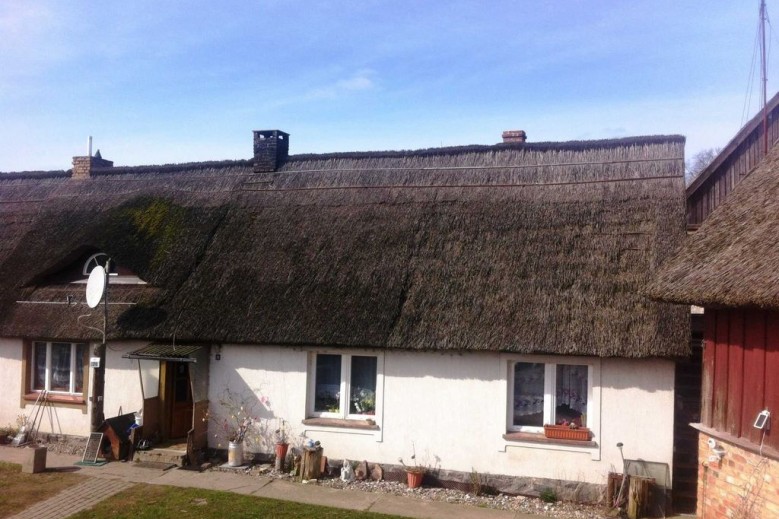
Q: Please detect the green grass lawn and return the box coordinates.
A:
[0,461,84,518]
[70,483,405,519]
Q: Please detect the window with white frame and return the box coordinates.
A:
[82,253,117,276]
[32,341,87,394]
[508,361,590,432]
[309,353,378,419]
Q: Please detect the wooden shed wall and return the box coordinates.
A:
[702,309,779,451]
[687,112,779,227]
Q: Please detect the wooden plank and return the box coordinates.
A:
[627,476,653,519]
[299,447,323,481]
[713,311,730,430]
[765,315,779,451]
[742,310,767,444]
[726,311,745,437]
[142,396,161,440]
[701,311,717,427]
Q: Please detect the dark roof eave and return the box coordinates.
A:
[687,91,779,196]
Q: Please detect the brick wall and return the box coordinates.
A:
[698,432,779,518]
[71,156,113,179]
[72,156,92,179]
[253,130,289,173]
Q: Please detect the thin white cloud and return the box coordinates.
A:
[0,3,72,67]
[306,69,377,100]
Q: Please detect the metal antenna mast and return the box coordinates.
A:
[761,0,769,154]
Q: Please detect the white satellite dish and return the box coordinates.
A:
[86,265,106,308]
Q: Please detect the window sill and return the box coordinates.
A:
[503,431,597,448]
[24,392,86,406]
[691,423,779,462]
[302,418,380,431]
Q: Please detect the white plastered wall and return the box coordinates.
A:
[103,341,159,420]
[208,344,308,450]
[0,338,26,429]
[209,345,676,486]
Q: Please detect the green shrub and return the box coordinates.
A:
[539,488,558,503]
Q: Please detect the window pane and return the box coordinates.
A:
[50,342,71,391]
[555,364,588,426]
[349,356,377,415]
[314,354,341,413]
[33,342,47,390]
[513,362,544,427]
[74,344,86,393]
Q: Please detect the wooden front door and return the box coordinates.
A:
[163,361,193,439]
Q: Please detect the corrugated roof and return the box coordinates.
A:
[124,343,201,362]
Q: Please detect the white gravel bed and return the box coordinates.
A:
[213,463,611,518]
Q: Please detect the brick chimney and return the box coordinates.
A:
[501,130,527,144]
[72,149,113,180]
[253,130,289,173]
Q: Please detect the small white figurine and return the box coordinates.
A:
[340,459,355,482]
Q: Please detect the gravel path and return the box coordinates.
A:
[42,438,613,518]
[214,463,612,519]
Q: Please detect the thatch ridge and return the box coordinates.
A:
[0,135,688,357]
[90,159,254,176]
[0,170,69,180]
[2,134,684,179]
[287,134,685,162]
[648,142,779,309]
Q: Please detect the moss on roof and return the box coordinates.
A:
[0,136,688,357]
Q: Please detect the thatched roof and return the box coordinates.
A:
[0,135,689,357]
[647,142,779,310]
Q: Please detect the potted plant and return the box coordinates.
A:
[274,418,290,470]
[350,388,376,415]
[399,444,425,488]
[203,387,261,467]
[227,417,253,466]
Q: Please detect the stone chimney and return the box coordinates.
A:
[72,150,113,180]
[253,130,289,173]
[501,130,527,144]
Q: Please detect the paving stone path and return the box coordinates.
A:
[8,477,135,519]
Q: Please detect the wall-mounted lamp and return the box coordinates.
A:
[215,345,222,361]
[707,437,726,462]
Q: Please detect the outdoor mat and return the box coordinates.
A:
[75,460,108,466]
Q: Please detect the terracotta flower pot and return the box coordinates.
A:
[406,469,424,488]
[543,425,592,441]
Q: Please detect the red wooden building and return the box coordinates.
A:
[702,309,779,452]
[650,143,779,518]
[686,91,779,229]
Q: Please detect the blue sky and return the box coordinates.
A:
[0,1,775,171]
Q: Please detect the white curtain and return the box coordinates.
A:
[556,364,587,413]
[514,363,544,417]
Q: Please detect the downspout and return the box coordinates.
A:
[137,360,146,405]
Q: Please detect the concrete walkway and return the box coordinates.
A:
[0,446,541,519]
[8,478,134,519]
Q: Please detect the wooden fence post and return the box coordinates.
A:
[627,476,654,519]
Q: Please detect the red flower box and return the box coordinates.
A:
[543,425,592,441]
